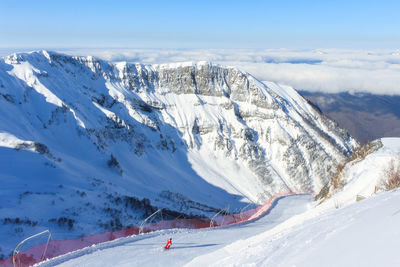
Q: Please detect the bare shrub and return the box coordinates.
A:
[331,140,382,192]
[314,183,329,201]
[316,140,383,202]
[48,217,75,230]
[348,140,383,164]
[315,162,346,201]
[331,163,346,190]
[379,158,400,191]
[107,154,123,175]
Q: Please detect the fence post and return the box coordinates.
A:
[13,229,51,267]
[209,205,229,228]
[139,209,161,234]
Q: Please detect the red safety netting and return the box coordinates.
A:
[0,191,293,267]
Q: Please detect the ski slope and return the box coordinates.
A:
[190,189,400,267]
[37,190,400,267]
[37,195,312,267]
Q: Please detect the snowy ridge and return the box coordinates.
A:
[323,137,400,207]
[0,50,356,258]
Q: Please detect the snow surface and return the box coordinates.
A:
[189,189,400,267]
[0,132,34,151]
[381,137,400,152]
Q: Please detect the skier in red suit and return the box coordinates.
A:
[164,238,172,249]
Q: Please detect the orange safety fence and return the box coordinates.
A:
[0,191,293,267]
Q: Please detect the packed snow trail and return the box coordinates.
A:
[37,195,312,267]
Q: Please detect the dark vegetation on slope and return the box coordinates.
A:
[300,91,400,143]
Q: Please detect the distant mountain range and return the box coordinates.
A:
[299,91,400,144]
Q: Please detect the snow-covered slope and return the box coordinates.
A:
[0,51,356,258]
[319,137,400,208]
[189,188,400,267]
[36,190,400,267]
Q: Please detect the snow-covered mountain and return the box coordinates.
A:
[0,51,356,258]
[316,138,400,206]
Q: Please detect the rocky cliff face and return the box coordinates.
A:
[114,59,356,197]
[0,51,357,254]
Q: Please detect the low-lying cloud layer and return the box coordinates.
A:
[4,48,400,95]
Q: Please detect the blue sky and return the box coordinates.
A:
[0,0,399,49]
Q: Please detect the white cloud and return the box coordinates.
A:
[8,48,400,95]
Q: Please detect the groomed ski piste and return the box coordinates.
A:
[36,195,312,267]
[35,190,400,267]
